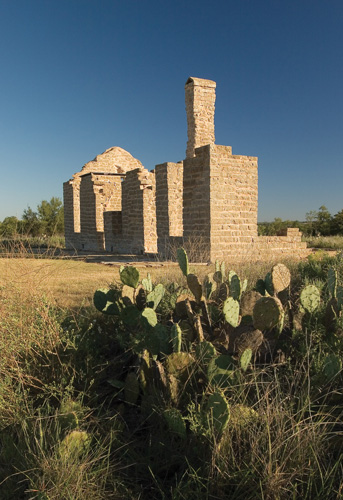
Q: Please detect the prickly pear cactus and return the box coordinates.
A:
[166,352,194,383]
[163,408,187,439]
[207,354,235,388]
[255,279,266,296]
[205,389,230,434]
[187,273,203,303]
[217,282,229,302]
[300,285,320,314]
[230,404,259,428]
[223,297,240,328]
[58,401,81,434]
[239,348,252,372]
[146,283,165,310]
[93,288,120,315]
[325,297,340,332]
[195,341,217,367]
[121,285,135,305]
[171,323,182,353]
[322,353,342,382]
[142,273,153,292]
[177,247,189,277]
[240,290,262,318]
[204,273,216,299]
[121,304,140,326]
[59,430,91,462]
[264,272,274,296]
[230,274,242,301]
[328,267,337,298]
[271,263,291,294]
[135,285,147,310]
[141,307,158,328]
[120,266,140,288]
[213,270,223,284]
[253,296,283,331]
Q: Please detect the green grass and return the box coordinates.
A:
[304,235,343,250]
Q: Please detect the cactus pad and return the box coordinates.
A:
[146,283,165,310]
[271,263,291,293]
[253,296,283,331]
[120,266,140,288]
[322,353,342,382]
[141,307,158,328]
[142,273,153,292]
[223,297,240,328]
[207,354,235,388]
[163,408,187,439]
[239,348,252,372]
[328,267,337,298]
[195,341,217,367]
[166,352,194,382]
[264,272,274,296]
[93,288,120,315]
[255,279,266,296]
[187,273,203,303]
[121,285,135,305]
[171,323,182,353]
[240,290,262,318]
[300,285,320,313]
[205,389,230,434]
[121,305,140,326]
[177,247,189,277]
[230,274,241,301]
[59,430,91,462]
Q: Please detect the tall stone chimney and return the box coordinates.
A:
[185,77,216,158]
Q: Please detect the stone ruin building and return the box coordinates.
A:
[63,77,307,262]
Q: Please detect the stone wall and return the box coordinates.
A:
[185,77,216,158]
[155,161,183,256]
[209,145,258,261]
[79,173,122,251]
[105,167,157,254]
[63,177,81,249]
[182,146,212,261]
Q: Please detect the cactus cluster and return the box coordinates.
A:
[92,249,343,445]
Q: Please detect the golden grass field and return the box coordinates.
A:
[0,254,203,308]
[0,250,303,310]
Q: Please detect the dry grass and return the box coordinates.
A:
[0,256,191,309]
[0,249,304,309]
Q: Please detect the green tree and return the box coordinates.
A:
[305,210,318,236]
[37,197,64,235]
[331,210,343,235]
[0,216,20,237]
[22,207,42,236]
[314,206,332,236]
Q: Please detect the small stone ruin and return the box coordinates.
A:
[63,77,307,261]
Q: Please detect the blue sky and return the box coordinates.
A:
[0,0,342,222]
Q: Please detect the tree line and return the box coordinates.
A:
[258,206,343,237]
[1,201,343,239]
[0,197,64,237]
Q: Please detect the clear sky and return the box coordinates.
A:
[0,0,342,222]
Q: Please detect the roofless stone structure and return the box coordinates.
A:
[63,77,307,261]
